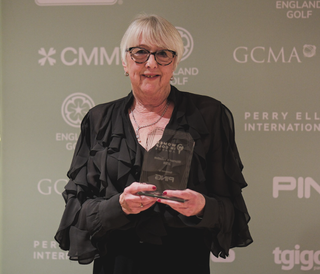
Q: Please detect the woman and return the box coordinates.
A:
[55,14,253,274]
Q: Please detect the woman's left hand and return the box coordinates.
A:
[157,189,205,217]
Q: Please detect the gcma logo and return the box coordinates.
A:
[176,27,194,62]
[303,44,316,58]
[38,48,56,66]
[233,44,317,63]
[61,93,95,128]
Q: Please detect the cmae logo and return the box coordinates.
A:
[38,47,120,66]
[273,177,320,198]
[210,250,235,263]
[61,93,95,128]
[176,27,194,62]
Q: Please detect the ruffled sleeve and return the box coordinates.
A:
[54,112,93,256]
[54,97,139,264]
[203,102,253,258]
[168,88,252,258]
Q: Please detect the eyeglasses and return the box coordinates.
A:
[126,47,176,66]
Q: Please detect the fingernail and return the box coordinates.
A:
[157,199,161,202]
[162,191,167,195]
[152,186,157,190]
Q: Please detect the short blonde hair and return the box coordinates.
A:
[120,14,184,70]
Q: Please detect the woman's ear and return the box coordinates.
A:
[122,60,128,73]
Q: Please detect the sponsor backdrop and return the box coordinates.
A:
[1,0,320,273]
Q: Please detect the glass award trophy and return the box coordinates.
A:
[138,128,195,202]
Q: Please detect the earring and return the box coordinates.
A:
[124,72,129,77]
[170,76,174,81]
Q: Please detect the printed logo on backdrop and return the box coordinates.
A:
[38,47,120,66]
[37,178,67,195]
[233,44,316,63]
[34,240,68,260]
[273,177,320,198]
[176,27,194,62]
[243,111,320,132]
[210,250,235,263]
[35,0,120,6]
[38,48,56,65]
[56,93,95,150]
[61,93,94,127]
[273,245,320,271]
[275,1,320,19]
[172,27,198,86]
[38,27,198,85]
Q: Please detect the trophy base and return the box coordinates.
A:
[137,191,185,203]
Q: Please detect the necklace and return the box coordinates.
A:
[131,101,170,143]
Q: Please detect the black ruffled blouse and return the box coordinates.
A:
[54,86,252,272]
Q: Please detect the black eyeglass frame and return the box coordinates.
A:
[126,47,177,66]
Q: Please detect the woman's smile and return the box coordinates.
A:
[142,73,160,79]
[143,74,158,78]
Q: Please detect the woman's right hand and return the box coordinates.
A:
[119,182,157,215]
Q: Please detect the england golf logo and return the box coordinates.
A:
[176,27,194,62]
[172,27,198,85]
[61,93,95,128]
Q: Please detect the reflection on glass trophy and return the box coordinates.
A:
[138,128,195,202]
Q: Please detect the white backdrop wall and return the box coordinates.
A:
[1,1,320,274]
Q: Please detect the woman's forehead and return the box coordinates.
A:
[129,34,167,49]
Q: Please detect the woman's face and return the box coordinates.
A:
[123,37,175,104]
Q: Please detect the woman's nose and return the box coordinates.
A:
[145,53,158,68]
